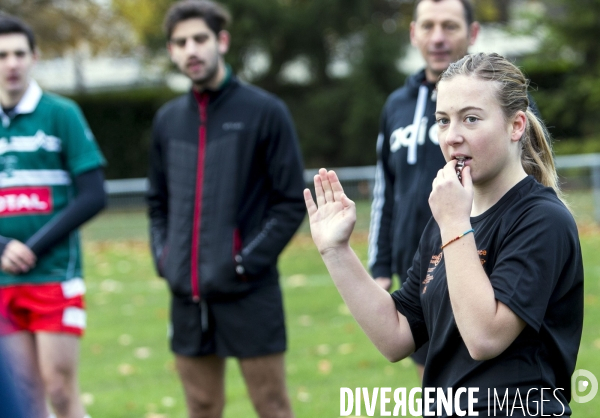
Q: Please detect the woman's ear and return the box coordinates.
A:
[511,110,527,142]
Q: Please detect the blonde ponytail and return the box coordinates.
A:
[522,109,562,195]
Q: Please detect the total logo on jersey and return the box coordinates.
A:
[0,186,52,216]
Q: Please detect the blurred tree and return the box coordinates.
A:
[520,0,600,142]
[1,0,132,92]
[475,0,513,23]
[1,0,130,56]
[111,0,174,51]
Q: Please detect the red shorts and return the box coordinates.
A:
[0,278,86,337]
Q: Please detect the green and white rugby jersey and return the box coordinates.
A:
[0,81,105,285]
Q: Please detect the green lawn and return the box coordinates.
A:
[78,195,600,417]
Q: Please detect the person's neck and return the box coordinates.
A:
[192,63,227,93]
[471,162,528,217]
[0,87,27,110]
[424,68,441,84]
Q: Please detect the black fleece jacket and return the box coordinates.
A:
[147,74,305,301]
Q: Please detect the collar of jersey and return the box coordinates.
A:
[0,79,42,124]
[14,80,43,115]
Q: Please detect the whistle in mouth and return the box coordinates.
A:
[456,159,465,182]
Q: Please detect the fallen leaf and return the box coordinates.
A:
[298,315,312,326]
[316,344,331,355]
[134,347,151,359]
[80,393,94,406]
[118,363,135,375]
[287,274,308,287]
[297,387,310,402]
[400,358,412,368]
[318,359,332,375]
[118,334,132,346]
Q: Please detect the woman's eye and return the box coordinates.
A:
[436,118,449,126]
[465,116,478,123]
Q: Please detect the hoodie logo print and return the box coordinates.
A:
[390,118,439,154]
[389,84,439,164]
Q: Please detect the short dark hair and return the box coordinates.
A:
[164,0,231,40]
[0,13,36,52]
[413,0,475,27]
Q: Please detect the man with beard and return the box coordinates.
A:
[146,1,305,417]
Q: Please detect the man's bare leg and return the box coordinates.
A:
[239,353,293,418]
[37,333,85,418]
[175,354,226,418]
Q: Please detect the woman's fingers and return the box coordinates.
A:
[314,174,325,207]
[310,168,347,209]
[319,168,334,203]
[328,170,345,202]
[304,188,317,217]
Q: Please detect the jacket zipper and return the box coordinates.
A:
[191,92,209,302]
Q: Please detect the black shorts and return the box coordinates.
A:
[169,283,286,358]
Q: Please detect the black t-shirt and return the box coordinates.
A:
[392,176,583,417]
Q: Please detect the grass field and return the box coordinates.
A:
[78,194,600,417]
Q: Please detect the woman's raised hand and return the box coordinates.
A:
[304,169,356,255]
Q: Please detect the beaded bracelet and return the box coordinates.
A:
[440,228,474,250]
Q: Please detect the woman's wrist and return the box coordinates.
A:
[439,220,472,241]
[320,243,353,260]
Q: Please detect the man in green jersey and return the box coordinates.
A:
[0,15,106,418]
